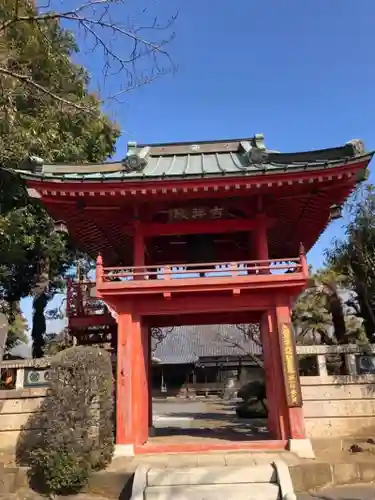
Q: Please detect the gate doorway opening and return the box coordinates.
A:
[150,323,269,449]
[114,300,306,455]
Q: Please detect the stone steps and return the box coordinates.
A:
[119,450,301,469]
[131,460,296,500]
[144,483,280,500]
[147,464,276,485]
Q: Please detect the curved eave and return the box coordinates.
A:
[295,181,360,254]
[15,152,374,184]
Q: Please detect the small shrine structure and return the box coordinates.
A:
[16,135,373,456]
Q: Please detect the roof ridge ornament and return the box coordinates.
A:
[239,134,269,168]
[122,142,150,173]
[251,133,266,151]
[346,139,365,157]
[248,147,269,165]
[19,155,44,173]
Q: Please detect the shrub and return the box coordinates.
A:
[236,380,268,418]
[16,345,114,496]
[237,379,266,402]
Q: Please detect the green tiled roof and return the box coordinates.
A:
[16,135,372,182]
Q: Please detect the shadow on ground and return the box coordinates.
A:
[152,399,269,441]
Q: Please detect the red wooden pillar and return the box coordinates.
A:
[275,302,306,439]
[133,221,145,279]
[253,215,269,275]
[260,310,287,440]
[254,215,269,261]
[116,311,149,447]
[144,324,153,431]
[116,311,131,445]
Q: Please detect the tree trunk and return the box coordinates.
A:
[31,292,48,358]
[31,257,50,358]
[350,256,375,341]
[355,281,375,341]
[326,292,347,344]
[0,312,9,361]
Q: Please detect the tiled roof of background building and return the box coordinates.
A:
[152,324,262,365]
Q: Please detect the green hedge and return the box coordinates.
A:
[16,346,114,496]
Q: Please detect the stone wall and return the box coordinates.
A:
[302,374,375,438]
[0,387,47,450]
[0,358,50,450]
[2,344,375,449]
[298,344,375,438]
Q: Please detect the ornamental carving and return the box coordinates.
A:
[347,139,365,157]
[122,154,147,173]
[239,141,269,168]
[122,145,150,173]
[248,147,269,165]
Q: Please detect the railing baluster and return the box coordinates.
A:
[96,254,103,285]
[66,278,72,318]
[231,262,238,276]
[299,243,309,277]
[164,266,171,280]
[134,266,145,280]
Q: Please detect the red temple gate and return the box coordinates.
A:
[16,134,373,457]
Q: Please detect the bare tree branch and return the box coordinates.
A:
[215,324,264,368]
[151,326,174,353]
[0,0,178,112]
[235,323,262,346]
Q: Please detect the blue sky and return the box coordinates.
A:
[24,0,375,337]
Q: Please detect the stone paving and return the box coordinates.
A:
[2,484,375,500]
[110,450,302,472]
[151,398,269,442]
[297,484,375,499]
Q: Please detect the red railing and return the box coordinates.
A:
[96,254,308,284]
[68,252,308,316]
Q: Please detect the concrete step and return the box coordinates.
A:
[144,482,280,500]
[147,464,276,486]
[122,450,300,469]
